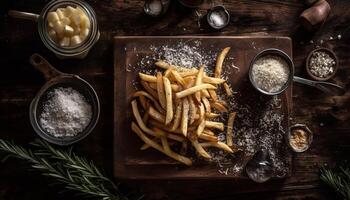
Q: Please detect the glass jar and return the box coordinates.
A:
[9,0,100,59]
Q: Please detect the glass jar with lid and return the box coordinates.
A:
[9,0,100,59]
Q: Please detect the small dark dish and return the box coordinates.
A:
[29,54,100,145]
[249,48,295,95]
[306,48,338,81]
[207,5,230,30]
[287,124,313,153]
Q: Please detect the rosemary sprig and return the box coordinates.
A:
[320,164,350,200]
[0,139,129,200]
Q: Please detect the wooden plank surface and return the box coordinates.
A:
[113,36,292,179]
[0,0,350,199]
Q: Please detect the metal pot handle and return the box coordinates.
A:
[8,10,40,22]
[30,54,65,81]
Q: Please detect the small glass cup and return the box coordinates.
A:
[9,0,100,59]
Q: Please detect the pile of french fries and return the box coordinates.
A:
[131,47,239,166]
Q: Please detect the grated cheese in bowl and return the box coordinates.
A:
[251,55,290,94]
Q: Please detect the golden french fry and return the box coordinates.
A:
[208,89,218,102]
[203,129,215,136]
[152,127,186,142]
[199,133,218,142]
[203,76,226,84]
[199,103,205,122]
[150,82,179,92]
[211,102,228,112]
[194,66,204,103]
[171,84,180,92]
[131,100,157,136]
[150,119,196,135]
[215,47,231,78]
[223,82,233,96]
[139,96,148,110]
[184,77,195,88]
[164,67,173,78]
[171,70,186,86]
[171,100,182,131]
[140,80,158,100]
[148,106,165,123]
[189,97,197,125]
[155,60,171,70]
[142,112,149,123]
[176,84,216,99]
[205,121,224,131]
[226,112,236,147]
[178,69,198,77]
[196,119,205,136]
[202,96,211,113]
[201,89,210,98]
[200,142,233,153]
[205,112,220,118]
[133,91,165,114]
[191,140,211,159]
[156,72,166,109]
[181,97,189,137]
[217,100,228,108]
[132,100,179,142]
[131,122,192,166]
[155,60,181,70]
[163,77,173,125]
[139,73,157,82]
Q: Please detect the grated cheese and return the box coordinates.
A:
[251,55,290,93]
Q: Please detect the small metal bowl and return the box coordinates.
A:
[288,124,313,153]
[306,47,338,81]
[207,5,230,30]
[29,54,100,145]
[249,48,295,95]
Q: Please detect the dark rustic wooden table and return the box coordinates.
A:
[1,0,349,199]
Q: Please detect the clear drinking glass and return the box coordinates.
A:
[9,0,100,59]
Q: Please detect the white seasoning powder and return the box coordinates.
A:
[209,11,227,27]
[252,55,290,93]
[39,87,92,137]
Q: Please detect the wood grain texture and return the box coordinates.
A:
[0,0,349,199]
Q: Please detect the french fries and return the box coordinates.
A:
[181,97,189,137]
[171,100,182,131]
[211,102,228,113]
[176,84,216,99]
[223,82,233,96]
[156,72,166,109]
[226,112,236,147]
[195,66,204,102]
[163,77,173,125]
[205,121,224,131]
[130,47,240,166]
[215,47,231,78]
[132,122,192,166]
[189,97,197,124]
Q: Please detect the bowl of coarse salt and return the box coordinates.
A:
[306,48,338,81]
[29,54,100,145]
[249,49,294,95]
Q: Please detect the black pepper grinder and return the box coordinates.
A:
[144,0,171,17]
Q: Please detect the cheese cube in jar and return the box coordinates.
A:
[46,5,91,48]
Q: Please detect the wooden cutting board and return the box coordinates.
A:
[113,36,292,179]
